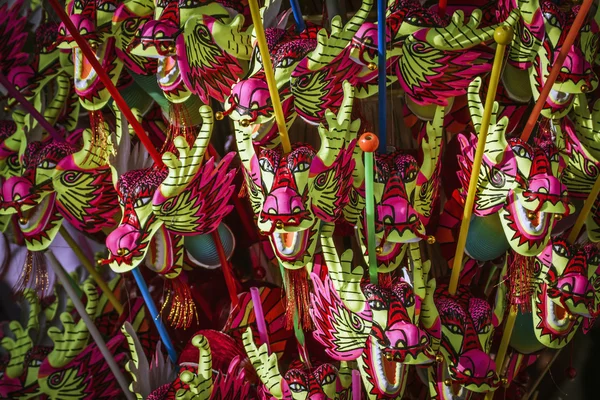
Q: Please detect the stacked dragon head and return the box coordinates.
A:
[105,105,236,280]
[350,106,443,273]
[457,77,573,257]
[502,0,599,119]
[129,0,253,103]
[310,240,439,398]
[57,0,126,110]
[530,237,600,348]
[431,280,500,399]
[0,126,119,250]
[243,328,351,400]
[236,82,357,269]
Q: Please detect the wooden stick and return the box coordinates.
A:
[523,348,563,400]
[567,176,600,244]
[247,0,292,154]
[449,26,514,295]
[59,226,123,315]
[46,251,134,400]
[483,305,517,400]
[47,0,164,167]
[520,0,595,142]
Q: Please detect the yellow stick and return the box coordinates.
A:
[567,176,600,244]
[59,227,124,315]
[483,305,517,400]
[449,26,514,295]
[248,0,292,154]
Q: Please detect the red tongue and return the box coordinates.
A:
[282,232,294,248]
[164,56,176,74]
[554,302,567,320]
[452,382,461,396]
[81,50,94,79]
[383,355,397,384]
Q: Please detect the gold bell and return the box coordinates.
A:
[3,106,9,112]
[240,119,250,127]
[427,235,436,244]
[568,313,577,321]
[444,379,452,387]
[18,217,28,224]
[215,111,224,120]
[501,377,509,387]
[555,214,563,221]
[96,258,104,266]
[385,353,393,361]
[527,211,536,220]
[435,353,444,363]
[367,62,377,71]
[117,248,126,256]
[167,44,176,53]
[90,42,97,50]
[276,221,284,229]
[581,84,590,93]
[376,246,383,254]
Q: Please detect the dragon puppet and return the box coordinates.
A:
[124,323,253,399]
[223,0,372,145]
[309,229,439,399]
[0,122,118,251]
[128,0,254,105]
[499,0,599,120]
[452,77,573,258]
[242,327,353,400]
[104,105,235,327]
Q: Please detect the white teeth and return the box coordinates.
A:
[549,88,572,105]
[74,45,102,91]
[19,196,50,230]
[372,341,402,394]
[157,56,179,86]
[547,298,569,329]
[273,231,302,256]
[515,200,546,235]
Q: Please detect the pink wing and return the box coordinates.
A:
[0,0,33,89]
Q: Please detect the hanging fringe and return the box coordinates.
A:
[160,274,198,330]
[509,253,534,313]
[284,268,313,331]
[15,250,50,298]
[87,110,109,164]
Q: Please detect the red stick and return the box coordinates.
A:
[438,0,447,17]
[47,0,164,167]
[0,74,64,143]
[520,0,594,142]
[212,231,239,306]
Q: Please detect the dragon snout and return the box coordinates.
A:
[262,187,305,217]
[452,349,498,390]
[106,224,141,257]
[1,176,32,206]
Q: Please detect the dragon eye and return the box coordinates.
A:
[74,0,83,9]
[321,373,336,385]
[553,243,569,257]
[513,145,531,159]
[98,2,116,12]
[288,383,307,393]
[446,324,463,335]
[478,324,491,335]
[258,158,274,173]
[405,293,415,307]
[277,57,294,68]
[29,359,42,367]
[38,160,57,169]
[134,197,151,208]
[368,300,386,310]
[292,161,310,173]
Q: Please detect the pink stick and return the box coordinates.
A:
[352,369,361,400]
[250,286,271,353]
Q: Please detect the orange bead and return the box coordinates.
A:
[359,132,379,152]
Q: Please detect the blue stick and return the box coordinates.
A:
[289,0,306,32]
[377,0,387,153]
[131,267,178,364]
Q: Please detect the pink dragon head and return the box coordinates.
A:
[129,0,252,103]
[105,106,236,280]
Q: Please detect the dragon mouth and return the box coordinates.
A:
[548,88,573,106]
[440,362,469,400]
[371,340,404,394]
[514,198,547,237]
[545,294,571,333]
[271,230,308,261]
[157,55,180,90]
[19,194,56,235]
[146,229,166,272]
[73,42,107,94]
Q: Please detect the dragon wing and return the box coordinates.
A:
[154,153,236,234]
[310,272,372,361]
[179,14,245,104]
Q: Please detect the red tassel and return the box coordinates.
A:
[160,274,198,330]
[509,253,534,313]
[284,268,313,331]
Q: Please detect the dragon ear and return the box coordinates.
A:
[210,13,254,60]
[261,0,283,29]
[178,334,214,397]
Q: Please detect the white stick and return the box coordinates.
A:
[46,251,134,400]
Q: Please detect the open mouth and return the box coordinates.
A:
[548,88,573,106]
[545,295,571,333]
[371,340,404,394]
[271,230,308,260]
[514,199,547,237]
[157,55,180,89]
[73,42,107,93]
[19,194,55,235]
[146,229,167,273]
